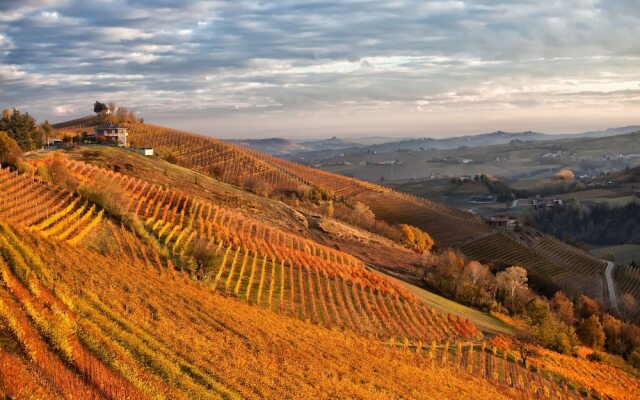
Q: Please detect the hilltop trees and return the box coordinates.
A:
[0,108,41,150]
[93,101,108,115]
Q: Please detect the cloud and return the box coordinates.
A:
[0,0,639,138]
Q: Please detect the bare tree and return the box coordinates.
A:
[513,327,541,368]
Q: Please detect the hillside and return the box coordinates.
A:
[122,122,612,304]
[0,127,638,397]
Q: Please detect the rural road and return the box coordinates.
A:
[604,261,621,315]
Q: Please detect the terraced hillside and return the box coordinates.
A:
[124,122,610,301]
[460,232,605,300]
[0,166,104,245]
[57,158,477,343]
[2,157,637,399]
[615,264,640,301]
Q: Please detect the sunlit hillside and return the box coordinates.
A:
[0,115,638,398]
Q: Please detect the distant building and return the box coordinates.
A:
[488,215,518,230]
[47,138,63,147]
[93,123,128,147]
[137,148,154,156]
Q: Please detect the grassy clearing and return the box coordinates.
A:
[371,268,513,337]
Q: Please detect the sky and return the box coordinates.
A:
[1,0,639,139]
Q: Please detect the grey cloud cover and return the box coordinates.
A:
[1,0,639,138]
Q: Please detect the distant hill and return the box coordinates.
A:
[228,137,306,155]
[248,126,640,158]
[230,136,362,155]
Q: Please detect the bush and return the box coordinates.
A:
[78,174,129,219]
[45,154,80,192]
[244,177,273,197]
[586,352,604,362]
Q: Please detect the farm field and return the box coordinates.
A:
[308,131,640,185]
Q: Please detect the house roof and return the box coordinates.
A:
[94,122,126,130]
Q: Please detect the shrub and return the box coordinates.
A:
[78,174,128,219]
[586,352,604,362]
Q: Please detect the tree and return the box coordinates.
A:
[352,202,375,229]
[513,326,541,368]
[93,100,107,115]
[0,108,41,150]
[399,224,434,253]
[0,131,23,168]
[116,106,129,122]
[621,293,639,320]
[187,238,215,279]
[496,266,528,311]
[576,295,601,320]
[41,120,53,146]
[577,315,606,349]
[526,298,551,326]
[464,261,486,285]
[108,101,117,114]
[551,291,575,326]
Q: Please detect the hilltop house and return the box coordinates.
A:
[92,123,128,147]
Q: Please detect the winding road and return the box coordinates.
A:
[604,261,621,315]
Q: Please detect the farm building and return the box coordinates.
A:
[93,123,128,147]
[488,216,518,230]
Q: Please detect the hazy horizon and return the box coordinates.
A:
[2,1,640,139]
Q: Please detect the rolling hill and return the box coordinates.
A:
[2,117,637,398]
[123,121,611,304]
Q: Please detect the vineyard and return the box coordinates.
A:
[3,121,635,398]
[614,264,640,301]
[58,158,478,343]
[0,167,104,245]
[2,218,637,399]
[460,232,605,300]
[125,123,491,247]
[124,122,611,301]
